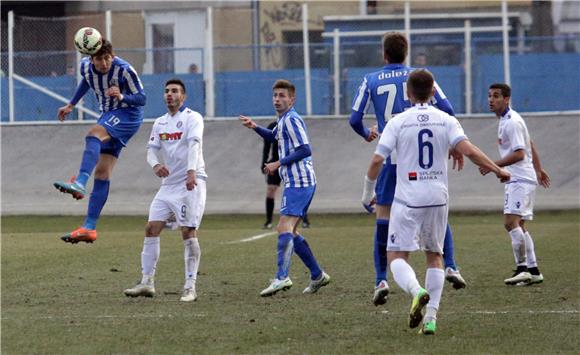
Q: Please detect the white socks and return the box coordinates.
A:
[184,238,201,290]
[523,231,538,268]
[141,237,160,284]
[508,227,527,267]
[390,258,421,297]
[425,268,445,320]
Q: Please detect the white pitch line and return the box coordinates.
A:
[225,231,277,244]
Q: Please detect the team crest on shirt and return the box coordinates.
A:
[516,201,521,209]
[390,233,396,243]
[177,121,183,128]
[159,132,183,141]
[417,114,429,122]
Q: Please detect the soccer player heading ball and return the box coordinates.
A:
[54,39,146,244]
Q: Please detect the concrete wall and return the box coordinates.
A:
[2,113,578,215]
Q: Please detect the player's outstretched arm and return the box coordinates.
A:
[530,140,550,188]
[456,140,510,182]
[239,115,257,129]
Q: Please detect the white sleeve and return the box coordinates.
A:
[148,120,161,149]
[447,116,468,148]
[507,119,526,151]
[186,112,204,143]
[187,140,200,172]
[375,120,397,159]
[147,146,161,168]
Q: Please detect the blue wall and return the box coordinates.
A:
[2,53,579,122]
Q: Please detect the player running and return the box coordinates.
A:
[349,32,467,306]
[363,69,509,334]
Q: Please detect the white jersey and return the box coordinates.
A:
[497,108,536,184]
[375,103,467,207]
[148,106,207,186]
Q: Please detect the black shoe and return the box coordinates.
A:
[262,222,272,229]
[302,221,311,228]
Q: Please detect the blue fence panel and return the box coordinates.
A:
[473,53,580,112]
[215,69,330,117]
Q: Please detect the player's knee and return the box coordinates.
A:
[145,223,162,237]
[181,227,196,240]
[504,221,518,231]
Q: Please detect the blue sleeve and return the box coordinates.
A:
[279,144,311,166]
[70,80,90,105]
[349,110,370,139]
[254,125,276,143]
[435,98,455,116]
[433,83,455,116]
[121,92,146,107]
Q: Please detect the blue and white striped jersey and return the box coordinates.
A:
[74,56,145,112]
[352,64,454,134]
[273,108,316,188]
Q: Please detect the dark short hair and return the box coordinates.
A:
[383,32,408,64]
[489,83,511,97]
[165,78,186,93]
[272,79,295,97]
[407,69,434,102]
[91,39,114,58]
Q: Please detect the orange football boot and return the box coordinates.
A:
[61,227,97,244]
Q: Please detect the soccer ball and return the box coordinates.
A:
[74,27,103,55]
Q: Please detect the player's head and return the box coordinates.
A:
[164,78,187,113]
[406,69,434,103]
[90,39,114,74]
[488,83,511,116]
[272,79,296,115]
[383,32,408,64]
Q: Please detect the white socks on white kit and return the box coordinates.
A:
[184,238,201,290]
[141,237,160,284]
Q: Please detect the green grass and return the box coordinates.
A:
[2,211,579,354]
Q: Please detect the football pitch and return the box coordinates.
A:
[2,211,579,354]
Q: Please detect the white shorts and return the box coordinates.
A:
[504,181,536,220]
[148,179,207,228]
[387,202,448,253]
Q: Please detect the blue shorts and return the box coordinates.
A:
[375,157,396,206]
[98,107,143,157]
[280,185,315,217]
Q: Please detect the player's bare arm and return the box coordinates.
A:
[448,148,464,171]
[239,115,257,129]
[58,103,75,121]
[456,140,510,182]
[479,149,524,175]
[530,140,551,188]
